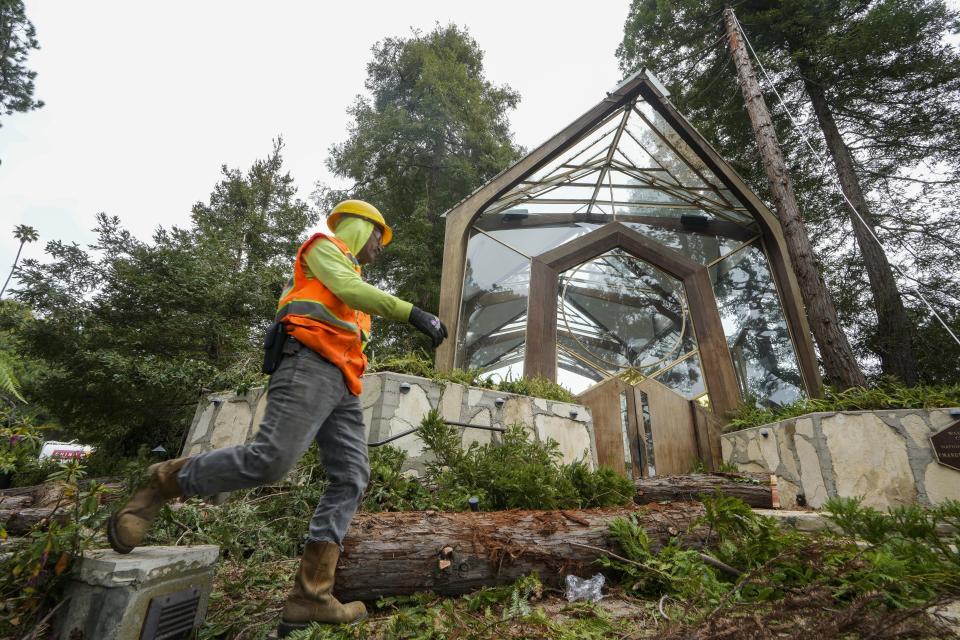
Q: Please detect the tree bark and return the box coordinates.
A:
[336,504,707,601]
[723,8,866,389]
[801,74,918,385]
[635,472,777,508]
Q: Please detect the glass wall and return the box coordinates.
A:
[710,242,804,405]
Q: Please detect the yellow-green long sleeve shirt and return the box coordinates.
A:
[304,239,413,323]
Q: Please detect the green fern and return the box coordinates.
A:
[0,352,24,402]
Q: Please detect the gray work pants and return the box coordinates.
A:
[177,338,369,547]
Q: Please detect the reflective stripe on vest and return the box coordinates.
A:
[275,298,360,335]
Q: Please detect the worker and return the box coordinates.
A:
[107,200,447,635]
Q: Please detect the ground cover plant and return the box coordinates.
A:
[726,378,960,432]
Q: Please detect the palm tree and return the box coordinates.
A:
[1,224,39,299]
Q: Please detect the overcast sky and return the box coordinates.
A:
[0,1,632,285]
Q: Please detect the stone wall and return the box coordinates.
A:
[721,409,960,510]
[181,372,597,473]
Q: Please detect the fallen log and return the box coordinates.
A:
[0,480,123,535]
[336,503,707,601]
[634,472,778,509]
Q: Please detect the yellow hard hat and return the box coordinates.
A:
[327,200,393,246]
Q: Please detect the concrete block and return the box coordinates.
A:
[56,545,219,640]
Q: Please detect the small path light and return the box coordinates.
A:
[151,445,168,459]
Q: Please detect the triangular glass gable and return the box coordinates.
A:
[478,99,756,229]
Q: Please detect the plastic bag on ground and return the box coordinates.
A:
[564,573,605,602]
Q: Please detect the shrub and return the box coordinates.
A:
[368,351,574,402]
[417,410,633,511]
[726,378,960,432]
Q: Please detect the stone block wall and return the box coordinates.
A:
[721,409,960,510]
[181,372,597,474]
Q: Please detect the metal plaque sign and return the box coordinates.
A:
[930,420,960,472]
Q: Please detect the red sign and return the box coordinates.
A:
[50,449,87,459]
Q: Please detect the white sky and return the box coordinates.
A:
[0,1,630,285]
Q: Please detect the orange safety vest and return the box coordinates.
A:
[275,233,371,395]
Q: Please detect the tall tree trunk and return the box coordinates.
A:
[723,8,866,389]
[0,241,25,299]
[801,75,918,385]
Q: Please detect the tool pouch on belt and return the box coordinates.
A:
[262,321,289,375]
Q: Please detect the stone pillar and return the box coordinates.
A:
[56,545,219,640]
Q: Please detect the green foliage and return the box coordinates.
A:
[0,410,41,476]
[602,516,727,604]
[726,378,960,431]
[602,493,960,633]
[324,24,523,356]
[0,461,110,637]
[9,140,314,452]
[0,0,43,128]
[0,350,24,402]
[361,445,434,512]
[368,350,574,402]
[494,376,575,403]
[417,410,634,511]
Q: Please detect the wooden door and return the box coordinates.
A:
[633,378,700,476]
[577,377,647,479]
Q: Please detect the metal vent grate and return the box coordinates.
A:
[140,587,201,640]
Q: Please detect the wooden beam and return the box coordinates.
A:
[523,258,559,380]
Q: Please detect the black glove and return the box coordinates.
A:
[409,307,448,347]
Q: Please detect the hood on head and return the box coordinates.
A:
[333,216,375,256]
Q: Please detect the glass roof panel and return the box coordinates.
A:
[624,109,708,190]
[624,222,755,265]
[481,223,601,258]
[526,111,623,183]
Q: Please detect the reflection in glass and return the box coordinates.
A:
[458,233,529,371]
[624,222,752,265]
[557,250,698,397]
[482,224,600,257]
[653,354,706,398]
[710,242,804,406]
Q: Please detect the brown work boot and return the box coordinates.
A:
[278,540,367,636]
[107,457,189,554]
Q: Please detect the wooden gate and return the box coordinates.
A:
[577,377,723,478]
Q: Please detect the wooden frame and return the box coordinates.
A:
[524,222,742,420]
[436,69,822,409]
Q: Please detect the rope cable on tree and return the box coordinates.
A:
[731,12,960,347]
